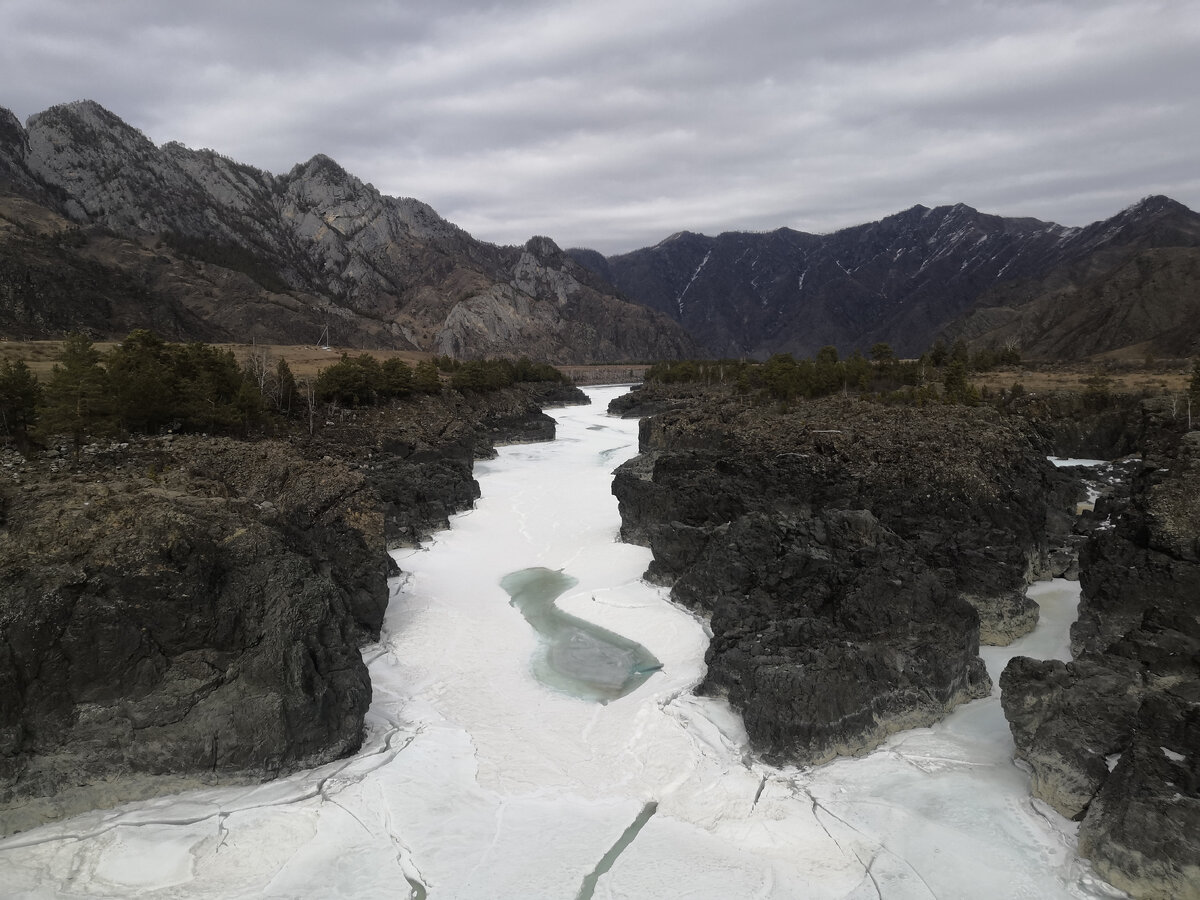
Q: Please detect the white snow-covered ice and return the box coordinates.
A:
[1048,457,1108,468]
[0,386,1123,898]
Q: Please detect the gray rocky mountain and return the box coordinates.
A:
[569,197,1200,359]
[0,100,695,362]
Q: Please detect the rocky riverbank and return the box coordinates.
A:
[0,381,585,834]
[610,383,1079,766]
[1000,398,1200,900]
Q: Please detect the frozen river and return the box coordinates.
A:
[0,385,1122,898]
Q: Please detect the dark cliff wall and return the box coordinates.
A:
[0,436,379,833]
[1000,403,1200,900]
[611,386,1075,765]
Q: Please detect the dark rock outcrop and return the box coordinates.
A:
[1000,404,1200,899]
[314,382,587,547]
[612,386,1074,764]
[0,437,380,834]
[1006,390,1149,461]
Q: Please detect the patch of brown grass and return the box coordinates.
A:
[218,344,432,378]
[971,363,1189,396]
[0,340,435,379]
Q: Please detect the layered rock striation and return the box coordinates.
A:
[1000,400,1200,900]
[611,384,1075,765]
[0,382,585,834]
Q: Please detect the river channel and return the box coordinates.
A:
[0,385,1120,898]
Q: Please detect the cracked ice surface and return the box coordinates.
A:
[0,386,1122,899]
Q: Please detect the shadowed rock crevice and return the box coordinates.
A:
[1000,402,1200,900]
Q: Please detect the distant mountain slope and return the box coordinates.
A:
[569,196,1200,359]
[0,100,695,363]
[945,245,1200,360]
[941,198,1200,359]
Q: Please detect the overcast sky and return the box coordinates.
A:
[3,0,1198,254]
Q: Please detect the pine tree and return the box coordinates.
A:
[412,360,442,394]
[106,329,175,433]
[275,358,298,414]
[0,358,42,449]
[39,333,112,453]
[380,358,413,398]
[942,358,974,403]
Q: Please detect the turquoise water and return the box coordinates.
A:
[500,566,662,703]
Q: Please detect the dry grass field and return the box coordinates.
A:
[219,344,434,378]
[971,362,1190,396]
[0,339,1189,393]
[0,340,433,380]
[0,339,653,385]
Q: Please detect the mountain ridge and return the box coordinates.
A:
[568,194,1200,359]
[4,99,1198,362]
[0,100,696,363]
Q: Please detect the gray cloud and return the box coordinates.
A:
[3,0,1198,253]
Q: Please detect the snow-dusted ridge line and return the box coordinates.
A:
[676,248,712,315]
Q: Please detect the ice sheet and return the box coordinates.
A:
[1048,457,1108,468]
[0,386,1121,899]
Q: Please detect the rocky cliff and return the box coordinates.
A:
[610,384,1077,765]
[570,196,1200,359]
[0,100,695,362]
[1000,400,1200,899]
[0,382,586,834]
[0,435,379,834]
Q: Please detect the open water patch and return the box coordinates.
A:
[500,567,662,703]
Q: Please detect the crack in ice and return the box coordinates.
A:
[575,801,658,900]
[806,791,940,899]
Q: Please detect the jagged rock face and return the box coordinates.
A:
[1000,409,1200,900]
[0,109,46,201]
[1077,694,1200,900]
[570,196,1200,359]
[1000,655,1146,817]
[610,386,1072,764]
[0,436,382,834]
[1008,391,1150,461]
[25,102,225,236]
[0,101,695,362]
